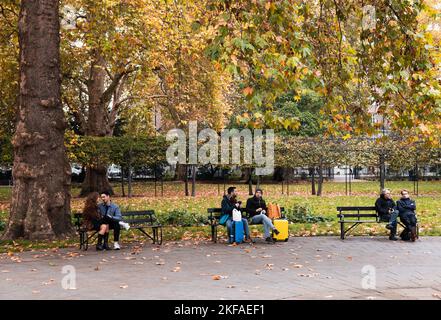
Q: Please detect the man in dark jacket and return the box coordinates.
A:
[375,189,399,241]
[396,189,418,242]
[246,189,279,243]
[220,187,251,244]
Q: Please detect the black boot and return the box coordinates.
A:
[410,226,417,242]
[96,234,104,251]
[103,233,111,250]
[389,227,398,241]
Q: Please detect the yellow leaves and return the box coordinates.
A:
[418,123,432,135]
[265,2,272,11]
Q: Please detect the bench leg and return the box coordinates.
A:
[340,222,345,240]
[79,232,84,250]
[152,227,157,244]
[156,227,163,245]
[151,227,163,245]
[211,224,216,243]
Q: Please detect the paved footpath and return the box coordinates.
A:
[1,237,441,300]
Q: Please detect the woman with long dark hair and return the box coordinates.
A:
[82,192,109,250]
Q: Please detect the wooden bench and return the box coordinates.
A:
[74,210,163,250]
[208,207,285,243]
[337,206,419,240]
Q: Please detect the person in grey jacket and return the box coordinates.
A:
[98,191,123,250]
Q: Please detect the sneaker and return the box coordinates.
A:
[265,237,275,243]
[120,222,130,231]
[113,242,121,250]
[96,244,104,251]
[389,235,399,241]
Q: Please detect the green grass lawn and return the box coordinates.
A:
[1,180,440,253]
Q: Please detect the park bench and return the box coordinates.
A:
[208,207,285,243]
[337,206,419,240]
[74,210,163,250]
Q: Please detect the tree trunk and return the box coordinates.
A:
[120,167,125,197]
[379,153,386,192]
[81,166,112,195]
[317,163,324,197]
[127,164,132,198]
[247,168,253,195]
[191,165,196,197]
[184,164,189,196]
[80,53,113,196]
[175,163,187,180]
[3,0,73,240]
[311,167,316,195]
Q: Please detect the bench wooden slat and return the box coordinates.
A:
[339,220,378,223]
[123,218,157,224]
[122,211,154,216]
[337,207,376,211]
[337,213,378,218]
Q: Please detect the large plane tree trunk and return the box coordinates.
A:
[3,0,73,240]
[80,53,113,196]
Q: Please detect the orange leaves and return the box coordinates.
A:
[243,87,254,97]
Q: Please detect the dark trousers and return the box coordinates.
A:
[102,216,121,242]
[400,212,417,229]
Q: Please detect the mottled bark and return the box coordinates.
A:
[80,53,112,196]
[3,0,73,240]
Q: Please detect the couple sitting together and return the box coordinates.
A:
[82,191,130,251]
[220,187,280,243]
[375,189,418,241]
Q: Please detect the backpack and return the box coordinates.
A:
[267,203,281,220]
[400,228,411,241]
[219,214,229,226]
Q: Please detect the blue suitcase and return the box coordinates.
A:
[233,220,244,244]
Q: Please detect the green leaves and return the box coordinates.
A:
[65,133,169,169]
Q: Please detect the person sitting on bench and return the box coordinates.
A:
[375,188,399,241]
[396,189,418,242]
[246,188,280,243]
[221,187,252,244]
[98,191,123,250]
[82,192,110,250]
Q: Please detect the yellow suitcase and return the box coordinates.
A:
[272,219,289,242]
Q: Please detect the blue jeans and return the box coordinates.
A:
[389,210,399,229]
[250,213,276,238]
[226,218,250,243]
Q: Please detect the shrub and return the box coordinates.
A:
[159,209,207,227]
[285,204,332,223]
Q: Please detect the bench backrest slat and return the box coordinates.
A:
[337,206,376,211]
[122,211,155,216]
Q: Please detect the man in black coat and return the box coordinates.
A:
[246,189,279,243]
[396,189,418,242]
[375,189,399,241]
